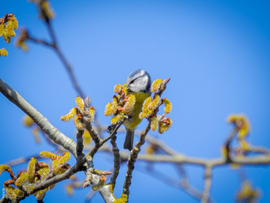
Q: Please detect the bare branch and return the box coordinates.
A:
[225,127,238,162]
[109,135,121,188]
[76,130,85,161]
[27,36,53,48]
[123,121,151,197]
[87,120,124,159]
[201,167,212,203]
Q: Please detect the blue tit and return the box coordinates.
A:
[123,69,152,150]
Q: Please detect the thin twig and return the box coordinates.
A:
[87,120,124,159]
[27,36,53,48]
[178,165,215,203]
[201,167,212,203]
[225,127,238,162]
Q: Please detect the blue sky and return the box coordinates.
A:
[1,0,270,202]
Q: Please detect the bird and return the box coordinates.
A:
[123,69,152,150]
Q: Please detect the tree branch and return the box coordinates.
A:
[201,167,212,203]
[122,121,151,198]
[109,134,121,188]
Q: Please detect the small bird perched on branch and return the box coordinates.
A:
[123,69,152,150]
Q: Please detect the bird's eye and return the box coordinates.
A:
[130,79,135,84]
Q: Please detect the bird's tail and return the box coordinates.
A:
[124,129,134,151]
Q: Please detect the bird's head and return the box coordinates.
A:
[126,69,152,94]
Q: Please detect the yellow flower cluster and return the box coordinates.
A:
[139,79,173,134]
[0,13,18,56]
[111,112,125,125]
[227,114,250,150]
[0,48,8,57]
[4,185,24,201]
[236,181,259,202]
[16,28,28,51]
[150,116,173,134]
[0,13,18,43]
[0,164,12,176]
[61,96,95,130]
[151,79,163,93]
[157,117,173,134]
[139,79,172,120]
[29,0,55,20]
[104,96,118,116]
[0,151,69,201]
[40,151,71,174]
[83,129,92,145]
[104,84,135,124]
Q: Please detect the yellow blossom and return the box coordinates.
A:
[23,115,34,127]
[37,167,50,180]
[15,172,29,187]
[59,152,71,165]
[163,98,172,114]
[35,188,48,200]
[139,96,153,119]
[104,96,118,116]
[75,96,84,113]
[41,1,55,19]
[148,95,161,111]
[61,107,77,121]
[0,48,8,57]
[52,160,59,174]
[151,116,158,131]
[4,185,17,201]
[40,151,56,159]
[66,184,74,196]
[239,139,250,151]
[114,84,123,94]
[123,95,136,115]
[158,118,172,134]
[111,112,124,125]
[0,164,10,175]
[142,96,152,112]
[89,107,95,122]
[236,181,259,202]
[27,158,37,179]
[151,79,163,93]
[83,129,92,145]
[74,115,85,130]
[227,114,250,139]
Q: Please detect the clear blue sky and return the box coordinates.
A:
[1,1,270,202]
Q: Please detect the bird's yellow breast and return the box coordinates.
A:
[125,91,150,129]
